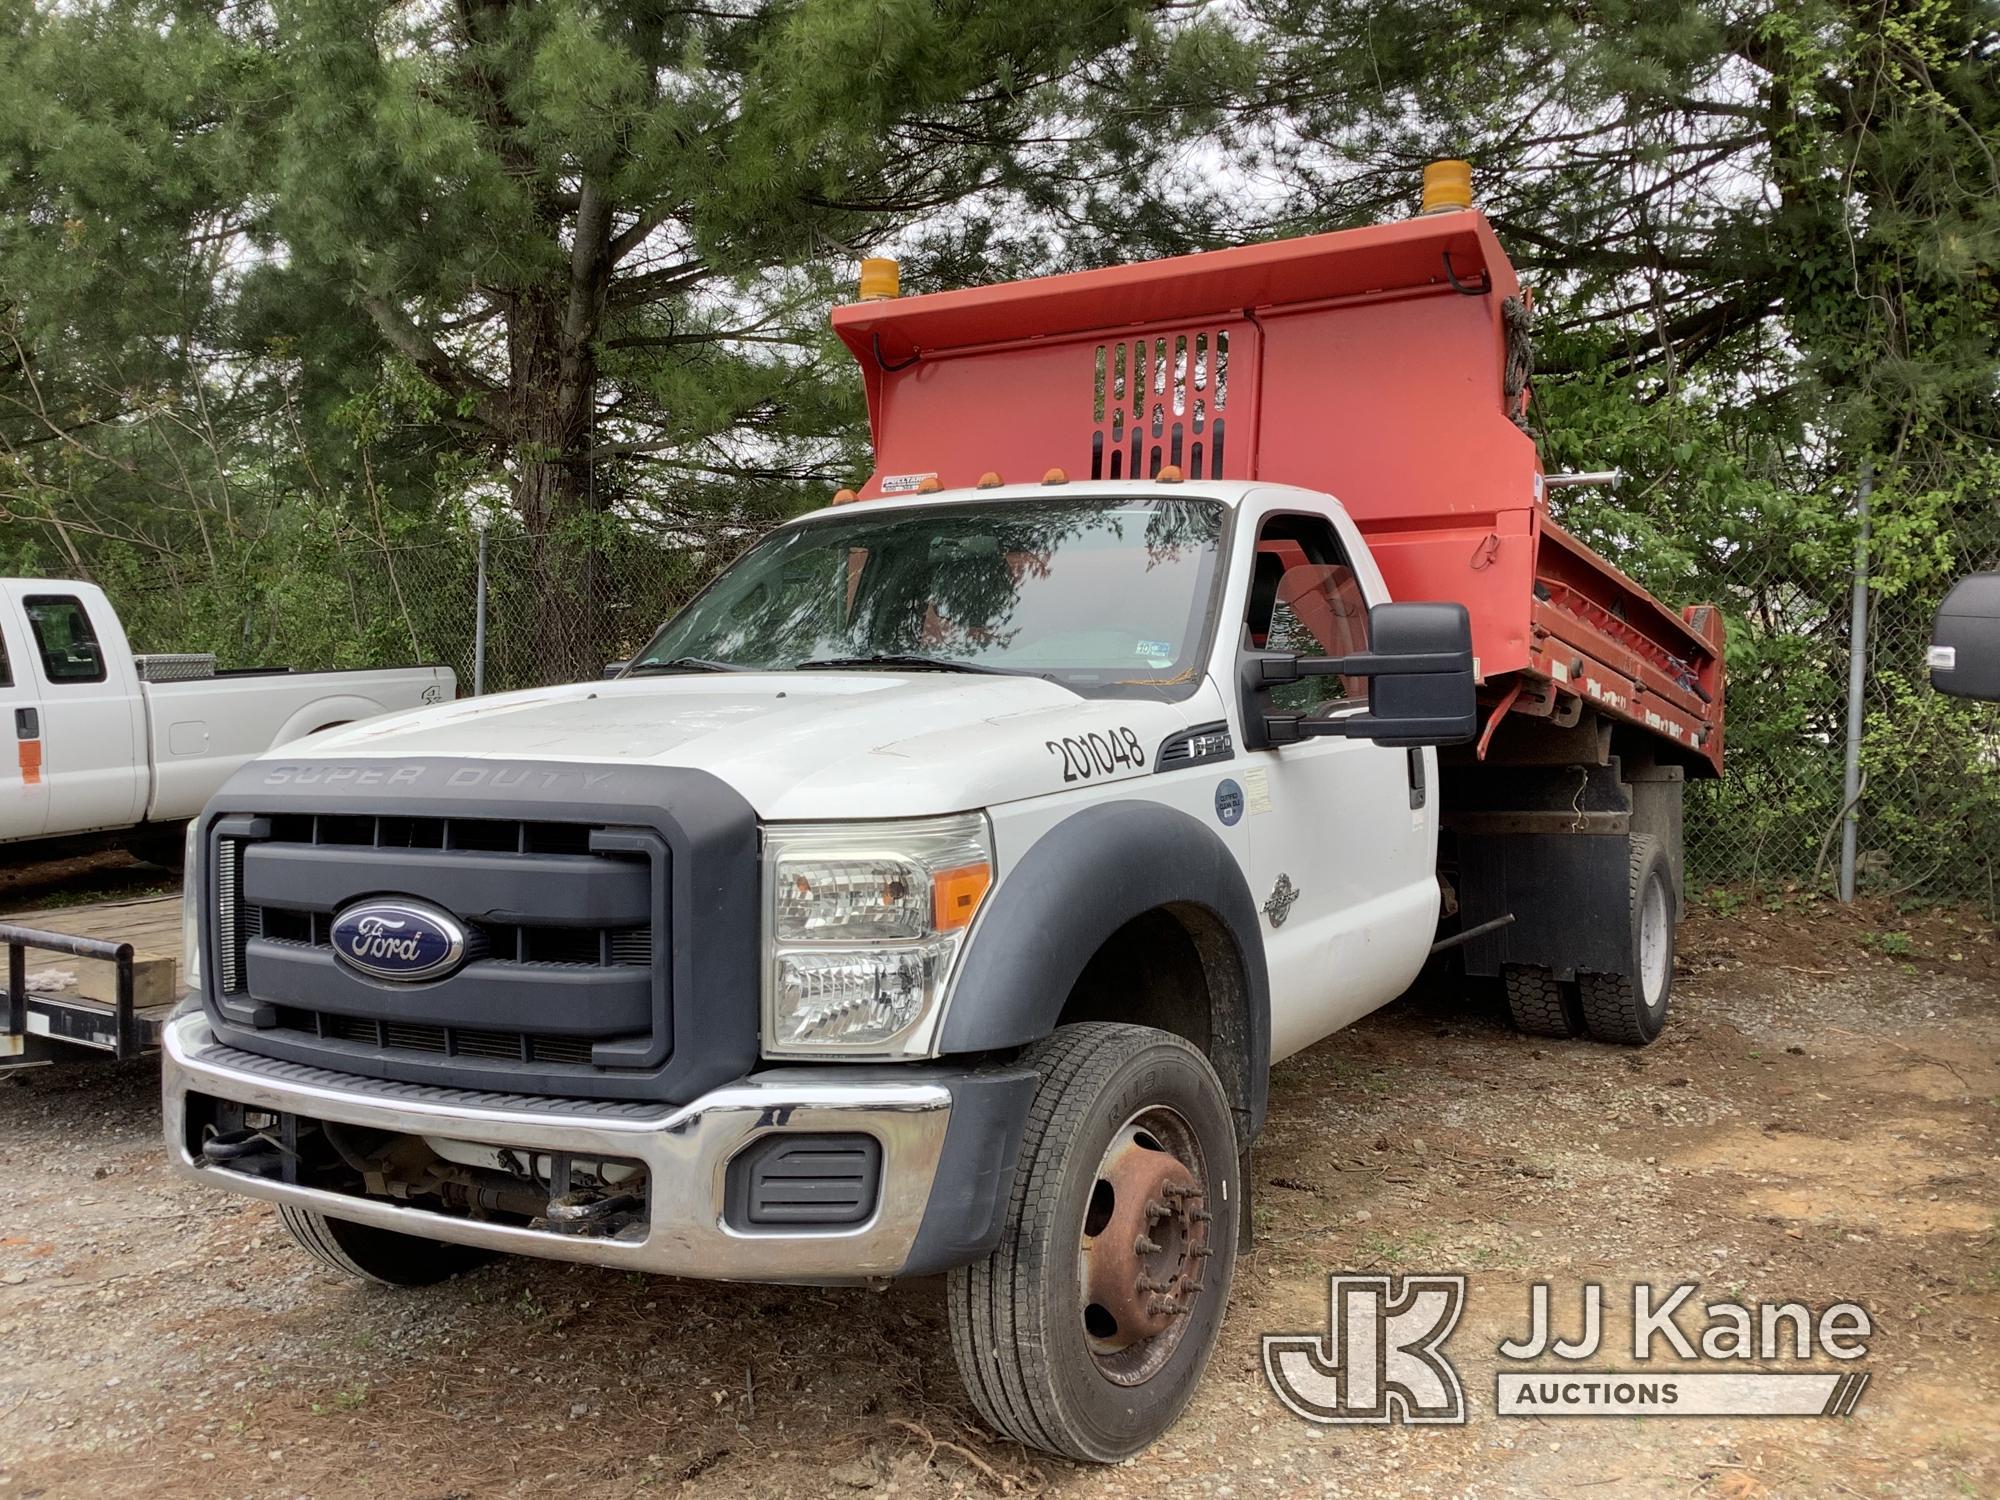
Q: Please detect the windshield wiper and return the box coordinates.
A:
[625,656,751,675]
[793,653,1017,676]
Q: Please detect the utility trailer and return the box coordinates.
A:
[2,895,181,1068]
[832,204,1724,1035]
[164,174,1726,1463]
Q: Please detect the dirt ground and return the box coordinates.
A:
[1,893,1995,1500]
[0,850,174,914]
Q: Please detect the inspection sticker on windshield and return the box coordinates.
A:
[1135,639,1172,658]
[878,472,938,494]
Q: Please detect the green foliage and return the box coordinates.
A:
[1215,0,1999,891]
[1,0,1994,890]
[2,0,1168,675]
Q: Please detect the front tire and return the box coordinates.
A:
[948,1023,1239,1463]
[277,1205,493,1287]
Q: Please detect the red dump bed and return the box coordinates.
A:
[832,211,1724,775]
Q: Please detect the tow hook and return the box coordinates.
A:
[535,1189,642,1237]
[199,1127,289,1173]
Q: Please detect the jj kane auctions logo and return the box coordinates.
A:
[1264,1277,1872,1424]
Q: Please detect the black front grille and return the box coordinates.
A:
[251,905,651,968]
[197,756,761,1107]
[271,1007,597,1067]
[211,811,668,1087]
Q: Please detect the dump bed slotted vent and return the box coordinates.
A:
[1090,329,1231,481]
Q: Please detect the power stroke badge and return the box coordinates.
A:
[330,898,471,983]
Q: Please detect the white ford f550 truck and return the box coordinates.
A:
[1,578,454,864]
[163,193,1724,1460]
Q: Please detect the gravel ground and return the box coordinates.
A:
[1,894,1995,1499]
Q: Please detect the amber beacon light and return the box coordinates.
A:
[857,257,901,301]
[1421,159,1473,214]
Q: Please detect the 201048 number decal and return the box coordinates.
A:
[1046,728,1146,783]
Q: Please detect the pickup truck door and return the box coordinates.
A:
[0,596,49,840]
[17,590,147,837]
[1233,504,1438,1059]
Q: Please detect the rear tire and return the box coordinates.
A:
[122,823,188,872]
[948,1023,1239,1463]
[277,1205,493,1287]
[1503,964,1580,1037]
[1578,834,1676,1045]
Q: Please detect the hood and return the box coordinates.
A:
[292,671,1200,819]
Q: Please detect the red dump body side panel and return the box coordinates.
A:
[831,213,1723,773]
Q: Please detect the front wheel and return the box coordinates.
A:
[277,1205,494,1286]
[947,1023,1239,1463]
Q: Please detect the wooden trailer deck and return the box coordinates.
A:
[1,892,182,1066]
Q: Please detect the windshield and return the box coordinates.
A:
[631,495,1227,696]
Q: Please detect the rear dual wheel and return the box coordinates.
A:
[1501,835,1676,1046]
[948,1023,1239,1463]
[1577,834,1676,1045]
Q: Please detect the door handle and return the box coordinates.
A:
[1407,747,1426,810]
[14,707,36,739]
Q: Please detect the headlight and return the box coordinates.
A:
[763,813,992,1057]
[178,818,203,1008]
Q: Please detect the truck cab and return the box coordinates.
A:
[162,181,1722,1464]
[1,581,150,843]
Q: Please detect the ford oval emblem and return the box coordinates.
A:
[330,899,469,983]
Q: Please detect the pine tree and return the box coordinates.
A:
[4,0,1167,677]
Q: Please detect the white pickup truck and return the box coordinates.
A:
[1,579,455,863]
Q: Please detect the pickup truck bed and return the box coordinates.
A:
[833,211,1723,774]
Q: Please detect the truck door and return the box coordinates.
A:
[0,596,49,840]
[1237,507,1438,1058]
[19,591,146,837]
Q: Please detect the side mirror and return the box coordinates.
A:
[1241,601,1477,749]
[1930,573,2000,702]
[603,660,630,680]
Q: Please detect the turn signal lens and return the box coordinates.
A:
[931,862,992,932]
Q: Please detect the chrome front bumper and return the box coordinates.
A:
[162,1012,959,1281]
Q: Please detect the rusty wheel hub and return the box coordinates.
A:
[1079,1115,1213,1384]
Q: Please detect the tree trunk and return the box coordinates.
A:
[508,276,606,686]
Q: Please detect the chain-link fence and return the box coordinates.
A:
[1662,503,1998,903]
[97,506,2000,903]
